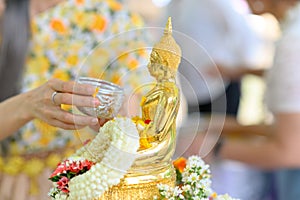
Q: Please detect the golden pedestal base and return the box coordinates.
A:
[99,165,176,200]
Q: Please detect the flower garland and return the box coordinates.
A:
[155,156,239,200]
[48,117,140,199]
[48,158,95,197]
[48,119,238,200]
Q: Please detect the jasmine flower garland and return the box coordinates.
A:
[48,117,140,200]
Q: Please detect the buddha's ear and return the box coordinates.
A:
[151,50,162,62]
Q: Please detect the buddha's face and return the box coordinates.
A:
[148,48,179,81]
[148,50,165,79]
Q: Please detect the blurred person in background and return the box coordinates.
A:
[0,0,150,199]
[187,0,300,199]
[167,0,269,199]
[167,0,266,118]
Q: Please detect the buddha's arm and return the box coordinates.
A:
[143,90,179,140]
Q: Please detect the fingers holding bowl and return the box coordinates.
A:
[45,78,124,130]
[52,92,100,107]
[52,109,99,127]
[48,78,98,96]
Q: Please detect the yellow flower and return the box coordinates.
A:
[30,78,47,90]
[90,14,107,33]
[23,159,45,195]
[69,42,84,52]
[64,149,75,158]
[39,137,51,146]
[131,116,141,123]
[74,12,86,29]
[107,0,122,11]
[0,157,3,170]
[211,192,218,198]
[49,40,60,50]
[46,154,62,169]
[34,119,58,135]
[137,48,147,57]
[30,21,39,35]
[50,19,67,34]
[136,118,146,127]
[3,156,25,175]
[128,58,139,70]
[111,23,119,34]
[66,55,79,66]
[111,73,121,85]
[27,56,50,74]
[52,69,70,81]
[131,13,144,27]
[9,142,20,156]
[139,138,152,150]
[23,159,44,177]
[22,129,33,141]
[76,0,85,5]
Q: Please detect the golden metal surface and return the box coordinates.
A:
[99,165,176,200]
[99,17,182,200]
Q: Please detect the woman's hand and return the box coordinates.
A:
[23,78,101,130]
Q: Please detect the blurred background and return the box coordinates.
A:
[127,0,279,126]
[0,0,284,199]
[127,0,280,199]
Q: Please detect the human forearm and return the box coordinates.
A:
[245,68,265,77]
[213,113,300,169]
[222,123,274,137]
[0,79,101,140]
[220,136,300,169]
[216,115,273,136]
[0,93,33,140]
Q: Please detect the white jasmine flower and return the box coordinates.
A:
[50,117,140,200]
[173,186,183,197]
[188,172,199,184]
[182,184,191,193]
[192,196,200,200]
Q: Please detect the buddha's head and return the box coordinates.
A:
[148,17,181,81]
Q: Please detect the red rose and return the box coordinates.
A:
[61,188,70,193]
[69,162,80,173]
[50,163,67,178]
[57,176,69,193]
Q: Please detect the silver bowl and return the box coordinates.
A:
[76,77,125,119]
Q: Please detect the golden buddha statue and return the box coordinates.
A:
[99,17,181,200]
[133,16,181,169]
